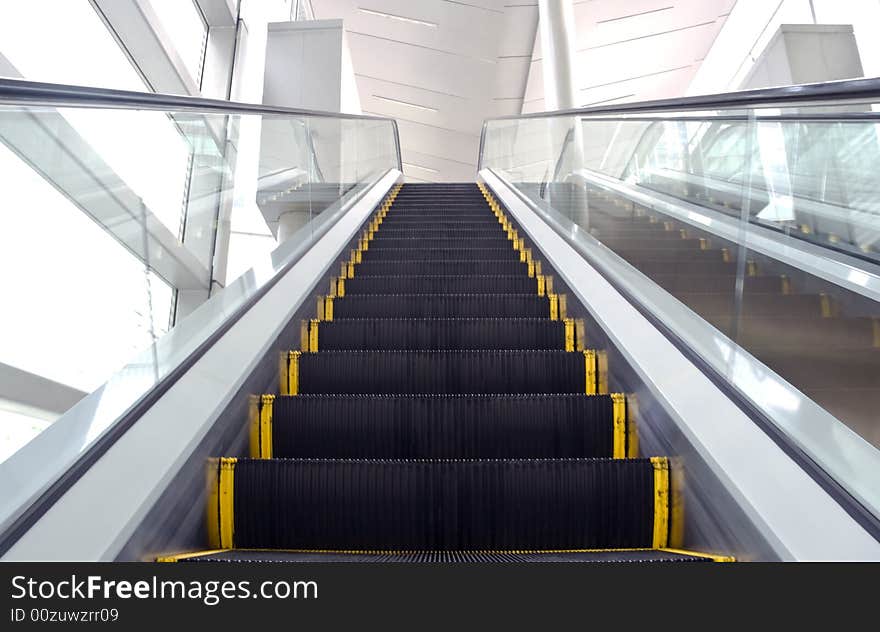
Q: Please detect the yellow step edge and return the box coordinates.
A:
[563,318,575,352]
[206,457,236,550]
[309,319,319,352]
[299,320,309,352]
[650,457,670,549]
[626,393,640,458]
[575,318,585,351]
[280,351,301,396]
[248,394,274,459]
[610,393,626,459]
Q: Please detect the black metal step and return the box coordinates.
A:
[224,457,663,550]
[172,549,715,563]
[375,228,506,239]
[263,393,620,459]
[314,318,566,350]
[295,349,594,394]
[354,260,530,276]
[361,248,520,262]
[331,294,551,318]
[370,236,512,248]
[380,218,498,227]
[344,275,538,295]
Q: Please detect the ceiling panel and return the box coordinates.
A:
[312,0,735,179]
[313,0,539,182]
[524,0,735,112]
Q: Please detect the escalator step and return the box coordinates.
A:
[226,457,663,550]
[295,349,597,394]
[389,208,492,215]
[354,260,529,276]
[380,219,499,227]
[370,237,512,248]
[331,294,552,318]
[344,275,538,295]
[264,393,621,459]
[315,318,567,350]
[376,228,507,239]
[171,549,717,563]
[361,247,520,262]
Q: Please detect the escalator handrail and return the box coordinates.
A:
[486,76,880,121]
[0,77,403,171]
[478,76,880,171]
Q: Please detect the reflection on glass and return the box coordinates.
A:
[0,94,399,470]
[481,105,880,514]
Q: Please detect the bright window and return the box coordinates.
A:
[147,0,208,85]
[0,142,173,393]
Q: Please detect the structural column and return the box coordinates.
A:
[537,0,578,111]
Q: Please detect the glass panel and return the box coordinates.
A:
[481,103,880,517]
[0,95,399,532]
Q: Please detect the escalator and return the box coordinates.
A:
[568,186,880,448]
[158,183,731,563]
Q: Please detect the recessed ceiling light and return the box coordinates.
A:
[358,8,438,28]
[403,162,440,174]
[373,95,439,113]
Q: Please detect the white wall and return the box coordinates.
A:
[688,0,880,95]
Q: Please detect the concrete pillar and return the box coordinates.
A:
[537,0,578,111]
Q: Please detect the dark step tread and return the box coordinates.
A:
[344,275,539,295]
[290,349,601,394]
[164,548,727,563]
[215,457,666,550]
[362,247,520,261]
[354,260,530,276]
[314,318,569,350]
[331,294,553,318]
[257,393,625,459]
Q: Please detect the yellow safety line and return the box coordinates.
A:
[537,274,545,296]
[157,549,232,562]
[563,318,575,352]
[287,351,300,396]
[610,393,626,459]
[659,548,735,563]
[309,319,319,352]
[325,295,334,321]
[575,318,585,351]
[819,293,833,318]
[259,394,274,459]
[626,394,640,458]
[650,457,670,549]
[217,458,236,549]
[299,320,309,352]
[583,350,597,395]
[549,293,559,320]
[337,276,346,297]
[597,350,608,394]
[780,275,791,295]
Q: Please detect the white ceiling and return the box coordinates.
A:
[311,0,736,182]
[525,0,737,112]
